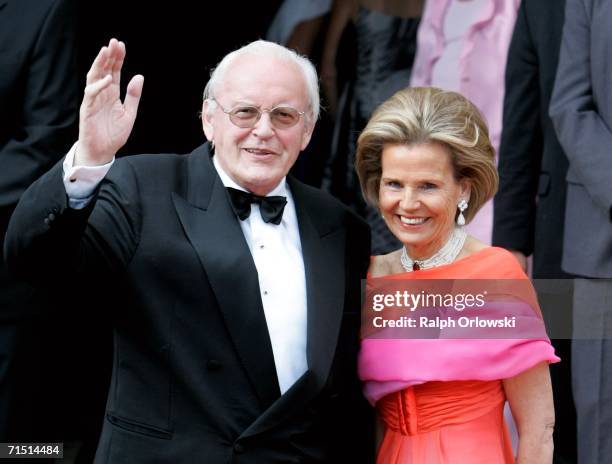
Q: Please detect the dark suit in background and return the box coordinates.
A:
[0,0,79,442]
[550,0,612,462]
[493,0,569,279]
[492,1,576,462]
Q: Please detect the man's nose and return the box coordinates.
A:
[252,112,275,138]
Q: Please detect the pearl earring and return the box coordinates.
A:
[457,199,468,226]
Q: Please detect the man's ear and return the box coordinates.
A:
[300,118,315,151]
[202,100,214,141]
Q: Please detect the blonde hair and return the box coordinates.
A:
[355,87,498,223]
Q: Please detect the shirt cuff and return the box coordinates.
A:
[62,142,114,209]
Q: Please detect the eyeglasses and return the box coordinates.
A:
[211,99,305,129]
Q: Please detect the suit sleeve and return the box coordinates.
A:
[0,0,78,211]
[549,0,612,213]
[4,158,142,289]
[492,1,541,255]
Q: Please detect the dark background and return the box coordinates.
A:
[77,1,284,156]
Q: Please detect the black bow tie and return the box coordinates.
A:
[226,187,287,225]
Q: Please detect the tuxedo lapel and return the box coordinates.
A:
[290,178,346,391]
[172,154,347,437]
[171,144,281,409]
[240,179,348,439]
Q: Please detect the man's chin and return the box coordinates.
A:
[240,174,284,196]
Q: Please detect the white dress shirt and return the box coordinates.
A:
[62,144,308,394]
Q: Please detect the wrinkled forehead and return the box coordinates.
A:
[217,54,309,108]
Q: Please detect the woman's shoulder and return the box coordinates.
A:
[461,238,527,279]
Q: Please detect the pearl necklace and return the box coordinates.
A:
[400,227,467,272]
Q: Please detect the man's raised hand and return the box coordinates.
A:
[76,38,143,166]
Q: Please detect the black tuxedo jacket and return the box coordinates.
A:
[492,0,569,278]
[5,143,373,463]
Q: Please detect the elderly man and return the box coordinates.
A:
[5,38,372,463]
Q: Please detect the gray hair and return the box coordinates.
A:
[203,40,320,122]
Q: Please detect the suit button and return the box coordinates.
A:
[44,217,51,226]
[233,443,245,454]
[48,213,56,221]
[207,359,222,371]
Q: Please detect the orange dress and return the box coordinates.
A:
[359,247,559,464]
[377,380,514,463]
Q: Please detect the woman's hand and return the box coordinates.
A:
[504,362,555,463]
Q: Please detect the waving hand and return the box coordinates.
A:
[76,38,144,165]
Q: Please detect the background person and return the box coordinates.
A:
[409,0,520,245]
[492,1,576,461]
[549,0,612,462]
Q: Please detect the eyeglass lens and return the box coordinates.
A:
[229,106,301,129]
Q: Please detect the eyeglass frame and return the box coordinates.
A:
[209,98,307,129]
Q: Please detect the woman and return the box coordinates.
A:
[356,87,558,463]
